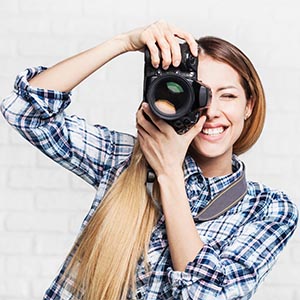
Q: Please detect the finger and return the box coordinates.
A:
[165,31,181,67]
[136,123,146,140]
[156,38,172,70]
[184,115,207,140]
[173,29,198,57]
[147,42,160,68]
[143,23,169,68]
[141,103,174,134]
[149,20,178,69]
[136,105,160,136]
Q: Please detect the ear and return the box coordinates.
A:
[244,96,255,120]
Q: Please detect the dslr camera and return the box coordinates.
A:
[143,42,211,134]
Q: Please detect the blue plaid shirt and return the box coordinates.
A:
[1,67,298,300]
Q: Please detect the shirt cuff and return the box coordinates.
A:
[167,242,225,298]
[14,66,71,118]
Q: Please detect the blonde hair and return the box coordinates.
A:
[64,142,159,299]
[63,37,266,300]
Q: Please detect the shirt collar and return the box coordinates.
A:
[183,154,245,199]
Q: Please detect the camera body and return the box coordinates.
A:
[143,43,211,134]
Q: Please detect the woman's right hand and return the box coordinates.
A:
[121,20,198,69]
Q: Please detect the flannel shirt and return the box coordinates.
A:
[1,66,298,300]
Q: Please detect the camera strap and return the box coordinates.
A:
[146,168,162,212]
[146,165,247,222]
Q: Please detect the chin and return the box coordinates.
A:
[190,141,233,161]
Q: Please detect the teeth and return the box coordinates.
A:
[202,127,224,136]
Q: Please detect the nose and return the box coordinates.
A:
[204,95,221,120]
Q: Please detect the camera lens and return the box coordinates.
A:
[147,75,193,121]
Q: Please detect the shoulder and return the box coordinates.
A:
[247,180,299,228]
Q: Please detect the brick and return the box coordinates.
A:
[5,212,69,233]
[290,238,300,264]
[0,213,5,231]
[31,277,53,299]
[0,145,37,167]
[0,190,34,211]
[0,256,5,279]
[148,1,209,19]
[39,256,63,277]
[5,255,61,279]
[0,17,51,35]
[0,38,17,57]
[5,256,41,277]
[253,285,295,300]
[51,17,114,38]
[0,0,19,15]
[36,191,92,211]
[0,233,33,254]
[0,278,30,298]
[70,171,95,191]
[35,150,63,168]
[0,117,10,145]
[0,167,8,188]
[83,0,148,17]
[17,37,77,58]
[8,167,69,189]
[0,76,15,102]
[69,213,87,233]
[9,130,32,146]
[21,0,82,14]
[0,57,22,77]
[35,233,76,255]
[262,261,300,285]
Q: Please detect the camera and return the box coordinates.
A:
[143,42,211,134]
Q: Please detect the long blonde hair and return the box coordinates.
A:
[64,141,159,299]
[63,36,266,300]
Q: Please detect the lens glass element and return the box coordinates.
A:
[154,80,186,116]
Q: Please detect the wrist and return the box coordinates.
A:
[157,168,184,188]
[111,33,131,53]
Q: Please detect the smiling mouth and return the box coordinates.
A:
[202,127,226,136]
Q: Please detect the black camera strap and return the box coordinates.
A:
[146,166,247,222]
[146,168,162,212]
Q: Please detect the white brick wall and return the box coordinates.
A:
[0,0,299,299]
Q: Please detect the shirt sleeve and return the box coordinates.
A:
[0,66,135,189]
[167,191,299,300]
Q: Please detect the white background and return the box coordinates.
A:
[0,0,299,299]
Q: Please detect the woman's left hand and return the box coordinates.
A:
[136,102,206,177]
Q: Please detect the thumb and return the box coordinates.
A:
[184,115,207,141]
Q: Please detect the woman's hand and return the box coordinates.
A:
[136,103,206,177]
[121,20,198,69]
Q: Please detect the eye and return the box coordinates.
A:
[220,94,237,100]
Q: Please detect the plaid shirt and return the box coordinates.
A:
[1,67,298,300]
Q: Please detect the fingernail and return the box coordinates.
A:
[193,46,199,57]
[174,60,180,67]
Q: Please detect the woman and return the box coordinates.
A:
[1,20,298,300]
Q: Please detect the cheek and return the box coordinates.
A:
[222,102,246,130]
[227,109,246,140]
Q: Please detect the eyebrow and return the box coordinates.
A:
[216,86,238,92]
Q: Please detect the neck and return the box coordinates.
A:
[190,151,233,178]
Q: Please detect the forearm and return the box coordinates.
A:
[158,171,204,271]
[29,34,130,92]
